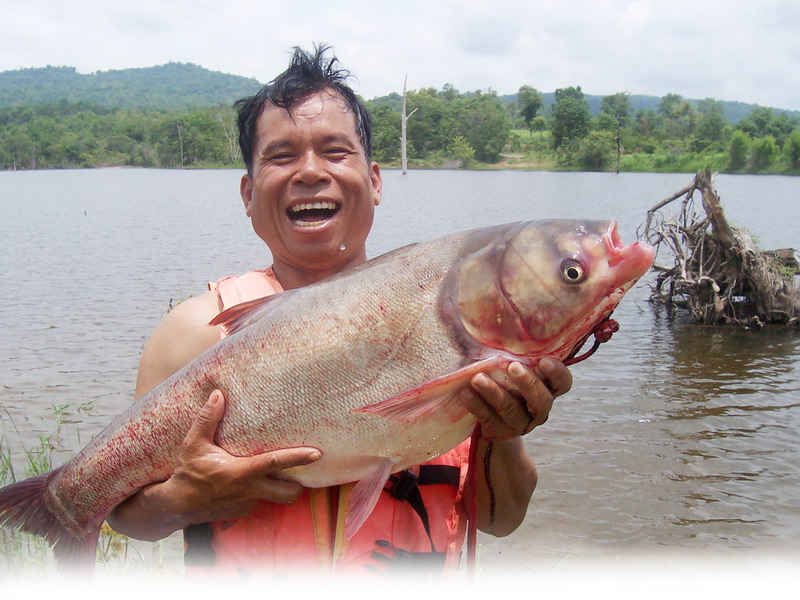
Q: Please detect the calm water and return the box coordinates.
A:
[1,168,798,575]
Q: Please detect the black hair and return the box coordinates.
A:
[234,44,373,173]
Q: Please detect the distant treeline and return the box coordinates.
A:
[0,75,798,174]
[370,85,800,174]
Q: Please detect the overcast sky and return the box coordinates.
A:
[4,0,799,111]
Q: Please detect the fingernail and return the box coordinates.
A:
[539,357,556,373]
[509,362,525,376]
[308,450,321,461]
[473,373,490,387]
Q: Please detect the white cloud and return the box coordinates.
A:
[2,0,798,110]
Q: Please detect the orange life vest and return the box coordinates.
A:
[183,269,470,578]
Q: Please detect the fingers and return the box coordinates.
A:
[184,389,226,449]
[536,357,573,397]
[508,362,554,430]
[461,373,531,441]
[462,359,573,441]
[247,446,322,478]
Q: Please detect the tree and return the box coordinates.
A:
[738,107,774,139]
[738,107,798,147]
[4,131,32,169]
[752,136,779,171]
[518,85,544,136]
[659,93,697,139]
[214,106,240,164]
[455,95,510,163]
[368,103,401,162]
[447,135,475,166]
[784,130,800,170]
[405,88,448,159]
[439,83,459,102]
[578,131,615,171]
[550,86,590,150]
[696,99,727,144]
[600,92,631,173]
[633,109,661,138]
[728,130,750,171]
[27,115,62,167]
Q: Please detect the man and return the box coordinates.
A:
[107,46,572,575]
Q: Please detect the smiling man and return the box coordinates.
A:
[238,80,382,289]
[106,45,572,577]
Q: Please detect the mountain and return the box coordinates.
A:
[0,63,264,110]
[2,62,796,123]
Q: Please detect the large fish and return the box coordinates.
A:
[0,219,653,569]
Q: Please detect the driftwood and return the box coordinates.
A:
[640,169,800,328]
[400,75,418,175]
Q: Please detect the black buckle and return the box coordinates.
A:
[386,469,418,501]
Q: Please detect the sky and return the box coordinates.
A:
[3,0,799,111]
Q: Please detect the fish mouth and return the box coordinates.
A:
[287,200,341,228]
[603,221,655,279]
[603,221,625,266]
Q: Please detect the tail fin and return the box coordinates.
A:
[0,467,98,572]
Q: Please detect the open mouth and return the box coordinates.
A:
[603,220,655,275]
[603,221,624,266]
[287,201,340,227]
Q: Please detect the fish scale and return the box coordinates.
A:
[0,219,654,571]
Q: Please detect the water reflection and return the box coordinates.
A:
[2,169,799,568]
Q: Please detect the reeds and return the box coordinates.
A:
[0,404,182,577]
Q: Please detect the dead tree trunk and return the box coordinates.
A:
[641,168,800,328]
[401,75,418,175]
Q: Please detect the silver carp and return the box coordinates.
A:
[0,219,654,568]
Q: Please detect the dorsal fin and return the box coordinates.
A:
[208,291,293,335]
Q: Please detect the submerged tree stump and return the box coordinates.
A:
[641,169,800,328]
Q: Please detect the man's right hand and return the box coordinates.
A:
[106,390,322,541]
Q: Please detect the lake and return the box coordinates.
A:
[1,168,798,579]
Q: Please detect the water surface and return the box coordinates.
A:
[1,168,798,574]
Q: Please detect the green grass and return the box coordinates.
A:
[0,404,180,577]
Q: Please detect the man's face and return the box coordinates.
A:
[240,90,382,284]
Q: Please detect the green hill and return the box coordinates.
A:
[0,63,264,110]
[3,62,796,124]
[498,91,800,124]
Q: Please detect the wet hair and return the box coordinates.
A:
[234,44,373,173]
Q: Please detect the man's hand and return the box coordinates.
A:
[107,390,322,540]
[163,389,322,523]
[459,357,572,441]
[458,357,572,536]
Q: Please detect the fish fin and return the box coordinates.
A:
[0,467,98,572]
[208,290,294,335]
[354,357,505,422]
[54,529,100,573]
[344,460,395,539]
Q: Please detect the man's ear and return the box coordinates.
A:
[240,174,254,215]
[370,161,383,206]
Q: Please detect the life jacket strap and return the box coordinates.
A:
[385,465,461,553]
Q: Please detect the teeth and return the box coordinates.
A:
[290,201,337,213]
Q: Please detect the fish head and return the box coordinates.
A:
[452,219,654,359]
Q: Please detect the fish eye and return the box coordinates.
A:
[560,259,586,283]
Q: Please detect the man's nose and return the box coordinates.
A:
[294,151,329,185]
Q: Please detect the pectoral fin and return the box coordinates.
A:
[344,459,395,539]
[354,357,504,422]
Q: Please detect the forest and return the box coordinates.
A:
[0,65,798,174]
